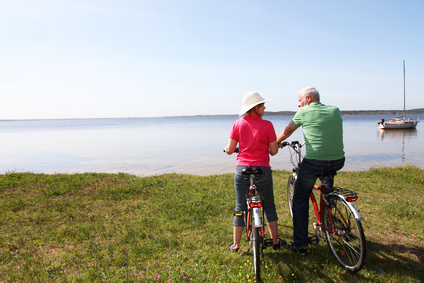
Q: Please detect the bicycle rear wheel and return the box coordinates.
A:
[287,173,296,219]
[322,195,366,273]
[252,226,261,281]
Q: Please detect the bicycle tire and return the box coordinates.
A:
[322,195,366,273]
[287,173,296,219]
[252,226,261,282]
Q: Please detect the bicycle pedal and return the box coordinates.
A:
[308,236,319,245]
[263,239,274,248]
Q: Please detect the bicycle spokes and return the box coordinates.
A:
[323,196,366,272]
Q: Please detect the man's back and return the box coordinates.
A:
[292,101,344,160]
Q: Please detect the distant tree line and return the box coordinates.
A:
[265,108,424,116]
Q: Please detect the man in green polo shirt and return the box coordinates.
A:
[277,86,345,256]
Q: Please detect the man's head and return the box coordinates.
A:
[297,87,320,107]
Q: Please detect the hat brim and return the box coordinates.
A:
[239,98,271,116]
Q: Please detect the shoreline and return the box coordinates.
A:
[2,163,422,178]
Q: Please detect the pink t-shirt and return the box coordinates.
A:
[230,116,277,167]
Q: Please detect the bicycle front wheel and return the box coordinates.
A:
[252,226,261,282]
[322,195,366,273]
[287,173,296,219]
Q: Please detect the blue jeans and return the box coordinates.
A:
[292,157,345,249]
[233,166,278,227]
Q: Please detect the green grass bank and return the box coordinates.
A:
[1,166,423,282]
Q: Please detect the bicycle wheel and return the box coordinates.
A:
[252,226,261,281]
[287,173,296,219]
[322,195,366,273]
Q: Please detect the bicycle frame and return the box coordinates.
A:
[245,174,264,241]
[241,168,268,282]
[310,184,325,230]
[310,184,338,239]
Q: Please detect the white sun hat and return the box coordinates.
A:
[239,91,271,116]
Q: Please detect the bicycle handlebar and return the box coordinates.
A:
[223,147,239,153]
[282,141,305,167]
[281,141,304,148]
[225,141,304,154]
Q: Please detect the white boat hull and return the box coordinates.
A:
[378,118,419,129]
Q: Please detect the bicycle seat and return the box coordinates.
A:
[241,167,263,177]
[316,171,337,180]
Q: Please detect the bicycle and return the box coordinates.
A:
[282,141,366,273]
[235,166,277,282]
[225,148,277,282]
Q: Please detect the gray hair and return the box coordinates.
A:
[298,87,320,101]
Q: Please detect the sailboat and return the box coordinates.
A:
[378,60,420,129]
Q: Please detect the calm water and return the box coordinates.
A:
[0,115,422,176]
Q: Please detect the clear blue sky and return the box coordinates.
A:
[1,0,423,119]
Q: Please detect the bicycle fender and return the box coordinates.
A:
[253,208,262,227]
[328,192,364,222]
[343,200,364,221]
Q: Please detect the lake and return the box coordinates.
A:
[0,114,422,176]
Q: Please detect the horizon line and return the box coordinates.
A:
[1,109,423,122]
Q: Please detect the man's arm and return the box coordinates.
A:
[277,121,298,144]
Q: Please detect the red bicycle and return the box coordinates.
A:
[283,141,366,273]
[235,167,278,282]
[225,148,277,282]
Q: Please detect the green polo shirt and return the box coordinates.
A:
[292,101,345,160]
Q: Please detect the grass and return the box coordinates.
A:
[0,166,423,282]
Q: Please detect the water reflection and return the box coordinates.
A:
[377,129,418,163]
[377,128,417,140]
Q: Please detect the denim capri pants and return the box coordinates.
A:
[233,166,279,227]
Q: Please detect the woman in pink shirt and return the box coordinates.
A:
[224,91,285,252]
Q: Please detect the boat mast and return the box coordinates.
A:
[403,59,406,120]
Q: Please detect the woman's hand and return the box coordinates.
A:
[225,138,238,155]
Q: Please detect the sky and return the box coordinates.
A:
[1,0,424,120]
